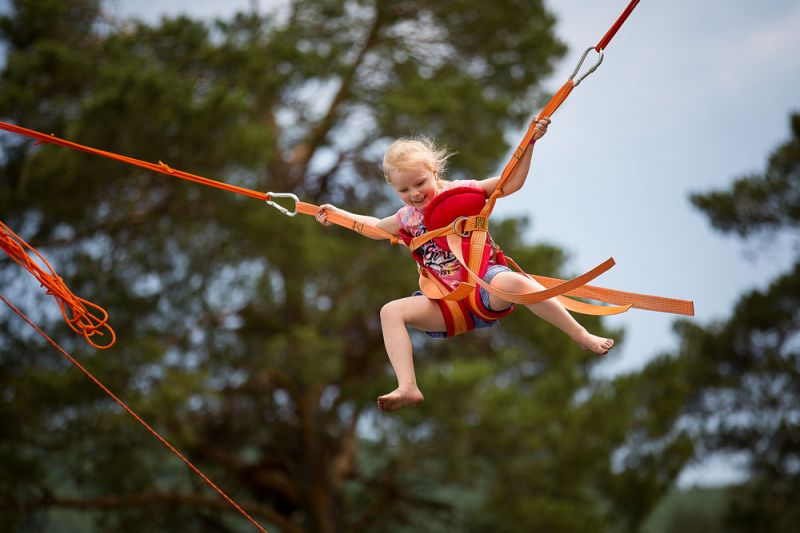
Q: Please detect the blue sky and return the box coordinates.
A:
[8,0,798,484]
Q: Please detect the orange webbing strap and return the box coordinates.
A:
[486,0,641,215]
[555,295,632,316]
[1,220,116,349]
[482,81,575,218]
[408,215,488,253]
[503,256,693,316]
[0,293,270,533]
[294,202,402,244]
[530,272,695,316]
[416,271,472,335]
[0,121,270,202]
[418,269,476,302]
[446,233,615,305]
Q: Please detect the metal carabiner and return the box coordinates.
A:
[265,192,299,217]
[569,46,604,87]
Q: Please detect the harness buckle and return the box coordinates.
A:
[451,216,488,237]
[451,216,469,237]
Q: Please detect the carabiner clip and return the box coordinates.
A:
[569,46,604,87]
[266,192,299,217]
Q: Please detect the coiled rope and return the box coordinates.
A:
[1,220,115,349]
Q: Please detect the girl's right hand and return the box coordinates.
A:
[316,204,336,226]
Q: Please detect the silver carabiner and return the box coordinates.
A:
[569,46,604,87]
[265,192,299,217]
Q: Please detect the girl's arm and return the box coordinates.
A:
[316,204,401,238]
[477,116,550,197]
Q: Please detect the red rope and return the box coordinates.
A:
[0,292,270,533]
[596,0,641,52]
[1,220,116,349]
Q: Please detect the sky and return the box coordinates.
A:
[7,0,800,485]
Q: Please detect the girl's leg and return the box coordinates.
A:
[377,295,447,412]
[488,272,614,355]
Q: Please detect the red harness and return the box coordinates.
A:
[401,187,515,336]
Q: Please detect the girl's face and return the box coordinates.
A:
[388,165,439,210]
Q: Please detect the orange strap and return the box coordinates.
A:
[445,233,616,305]
[489,0,640,212]
[555,295,632,316]
[408,214,488,252]
[416,233,637,316]
[0,293,270,533]
[0,121,269,202]
[530,272,695,316]
[0,220,116,349]
[295,202,401,244]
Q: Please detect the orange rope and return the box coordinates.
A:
[1,220,116,349]
[0,292,270,533]
[0,121,398,244]
[0,121,269,202]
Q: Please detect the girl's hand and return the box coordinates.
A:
[531,116,551,140]
[316,204,336,226]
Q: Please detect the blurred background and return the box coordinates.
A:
[1,0,798,531]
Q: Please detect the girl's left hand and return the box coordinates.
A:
[531,116,551,140]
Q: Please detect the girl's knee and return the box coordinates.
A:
[380,300,404,323]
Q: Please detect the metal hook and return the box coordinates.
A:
[569,46,604,87]
[265,192,299,217]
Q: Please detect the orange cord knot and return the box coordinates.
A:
[158,161,175,174]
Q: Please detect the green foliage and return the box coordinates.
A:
[0,1,692,531]
[690,113,800,238]
[667,112,800,531]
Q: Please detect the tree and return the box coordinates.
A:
[1,1,691,531]
[671,112,800,532]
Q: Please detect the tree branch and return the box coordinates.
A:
[331,405,361,487]
[286,8,385,188]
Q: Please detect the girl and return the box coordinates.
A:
[316,117,613,412]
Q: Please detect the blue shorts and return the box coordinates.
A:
[416,264,512,338]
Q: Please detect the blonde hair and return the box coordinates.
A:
[383,136,453,188]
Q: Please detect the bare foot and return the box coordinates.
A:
[574,330,614,355]
[377,386,424,412]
